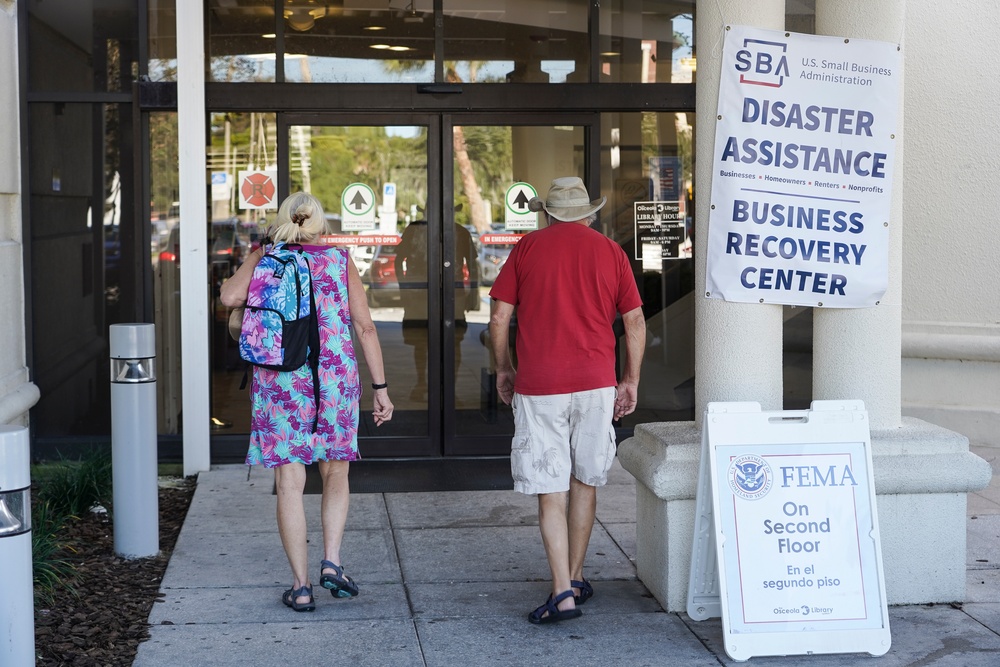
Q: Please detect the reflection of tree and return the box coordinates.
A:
[293,126,427,227]
[446,63,489,233]
[454,125,512,228]
[210,56,265,83]
[382,59,498,234]
[149,114,180,215]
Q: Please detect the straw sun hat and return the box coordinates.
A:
[528,176,607,222]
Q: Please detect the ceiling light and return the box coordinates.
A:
[370,44,392,50]
[284,2,329,32]
[364,25,387,31]
[389,45,411,51]
[401,1,423,23]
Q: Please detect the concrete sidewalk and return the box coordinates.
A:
[134,448,1000,666]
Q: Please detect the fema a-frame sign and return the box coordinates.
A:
[687,401,890,661]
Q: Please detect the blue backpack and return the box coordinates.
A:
[239,243,321,431]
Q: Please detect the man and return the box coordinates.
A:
[488,176,645,624]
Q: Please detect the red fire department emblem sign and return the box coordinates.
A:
[240,172,276,208]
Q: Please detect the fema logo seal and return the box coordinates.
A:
[728,454,773,501]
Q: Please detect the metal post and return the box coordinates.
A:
[110,324,160,558]
[0,425,35,666]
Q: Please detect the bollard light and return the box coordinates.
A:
[0,425,35,666]
[110,323,160,559]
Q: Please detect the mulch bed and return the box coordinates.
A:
[34,480,195,667]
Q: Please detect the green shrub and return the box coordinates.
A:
[34,448,114,518]
[30,448,116,605]
[31,499,78,606]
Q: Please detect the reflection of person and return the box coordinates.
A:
[220,192,394,612]
[395,219,479,399]
[488,177,645,624]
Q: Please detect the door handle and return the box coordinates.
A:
[417,84,463,94]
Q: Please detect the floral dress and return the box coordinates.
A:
[246,246,361,467]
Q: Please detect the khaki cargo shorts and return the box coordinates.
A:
[510,387,617,495]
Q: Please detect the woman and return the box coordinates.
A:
[221,192,393,612]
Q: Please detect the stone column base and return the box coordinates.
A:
[618,418,992,612]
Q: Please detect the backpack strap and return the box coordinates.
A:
[305,254,322,434]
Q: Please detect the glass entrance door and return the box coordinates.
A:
[443,118,590,455]
[274,115,592,457]
[282,114,438,457]
[208,111,699,458]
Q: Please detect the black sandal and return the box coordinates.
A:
[528,590,582,625]
[320,560,359,598]
[571,579,594,605]
[282,584,315,612]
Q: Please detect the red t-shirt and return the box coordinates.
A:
[489,223,643,395]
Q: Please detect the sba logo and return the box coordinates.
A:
[735,38,789,88]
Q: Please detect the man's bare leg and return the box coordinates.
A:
[567,476,598,598]
[538,491,577,612]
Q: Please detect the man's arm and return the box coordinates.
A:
[614,306,646,420]
[489,298,517,405]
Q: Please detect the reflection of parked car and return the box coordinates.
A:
[211,218,251,274]
[478,244,512,285]
[351,243,375,277]
[151,219,170,253]
[159,226,179,268]
[477,224,516,285]
[158,224,250,324]
[365,245,400,306]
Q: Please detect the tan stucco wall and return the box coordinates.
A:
[901,0,1000,445]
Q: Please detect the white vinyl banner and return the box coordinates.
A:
[706,25,902,308]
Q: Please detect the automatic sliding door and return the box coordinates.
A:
[444,120,589,455]
[283,117,438,456]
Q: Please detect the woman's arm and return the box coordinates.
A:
[219,247,264,308]
[347,258,394,425]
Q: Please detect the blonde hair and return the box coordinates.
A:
[268,192,326,243]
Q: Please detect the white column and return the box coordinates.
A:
[694,0,786,421]
[177,0,211,475]
[812,1,905,429]
[0,3,40,427]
